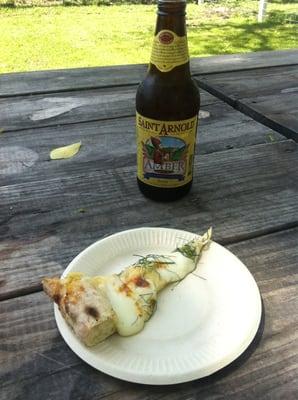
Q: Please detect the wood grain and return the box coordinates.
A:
[1,227,297,400]
[0,87,216,132]
[196,65,298,139]
[197,65,298,100]
[0,140,297,300]
[0,50,297,97]
[0,100,284,187]
[238,93,298,139]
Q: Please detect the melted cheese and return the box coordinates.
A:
[106,275,145,336]
[105,252,195,336]
[157,252,195,283]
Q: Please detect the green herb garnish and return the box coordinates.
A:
[176,241,198,261]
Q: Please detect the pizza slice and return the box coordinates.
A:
[42,228,212,346]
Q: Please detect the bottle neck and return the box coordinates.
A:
[156,0,186,35]
[148,0,190,78]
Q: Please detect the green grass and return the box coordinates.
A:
[0,1,297,73]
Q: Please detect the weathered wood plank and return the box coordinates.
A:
[196,65,298,139]
[0,140,297,300]
[237,93,298,140]
[191,49,298,75]
[0,64,148,98]
[0,87,216,132]
[0,86,136,132]
[197,65,298,100]
[0,50,297,97]
[1,227,297,399]
[0,101,284,187]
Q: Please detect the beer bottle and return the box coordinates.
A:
[136,0,200,201]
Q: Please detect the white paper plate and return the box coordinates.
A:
[54,227,262,385]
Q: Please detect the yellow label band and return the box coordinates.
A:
[150,30,189,72]
[136,113,198,188]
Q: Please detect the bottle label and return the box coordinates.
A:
[150,30,189,72]
[136,113,198,188]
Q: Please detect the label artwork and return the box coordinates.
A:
[136,113,198,188]
[150,30,189,72]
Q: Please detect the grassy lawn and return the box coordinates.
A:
[0,1,297,73]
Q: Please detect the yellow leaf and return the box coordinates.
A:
[50,141,82,160]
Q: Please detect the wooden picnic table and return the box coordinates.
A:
[0,49,298,399]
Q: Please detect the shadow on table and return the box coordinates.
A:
[4,300,265,400]
[192,297,265,384]
[138,297,266,391]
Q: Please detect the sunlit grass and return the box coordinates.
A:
[0,2,297,73]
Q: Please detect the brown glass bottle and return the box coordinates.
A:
[136,0,200,202]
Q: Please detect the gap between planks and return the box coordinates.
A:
[1,62,298,100]
[0,92,220,134]
[192,62,298,78]
[0,82,139,100]
[195,78,298,140]
[1,49,298,98]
